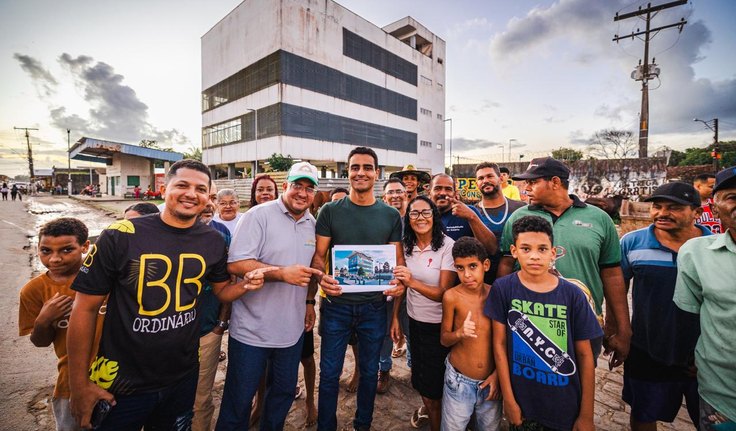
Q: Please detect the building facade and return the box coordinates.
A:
[201,0,446,179]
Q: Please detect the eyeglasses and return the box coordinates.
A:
[290,182,316,195]
[408,209,433,220]
[385,190,405,196]
[218,201,239,207]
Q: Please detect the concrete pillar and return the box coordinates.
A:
[251,161,258,178]
[336,162,346,178]
[227,163,236,180]
[409,35,416,49]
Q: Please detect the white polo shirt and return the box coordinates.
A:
[405,234,456,324]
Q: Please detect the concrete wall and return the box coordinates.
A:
[202,0,445,174]
[106,154,153,196]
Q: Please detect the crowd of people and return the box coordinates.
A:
[17,149,736,431]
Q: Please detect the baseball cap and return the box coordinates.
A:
[644,181,700,207]
[512,157,570,180]
[713,165,736,194]
[287,162,319,186]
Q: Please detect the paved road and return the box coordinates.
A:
[0,195,694,430]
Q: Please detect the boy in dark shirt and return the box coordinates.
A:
[488,215,602,430]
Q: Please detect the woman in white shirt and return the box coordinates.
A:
[392,195,456,431]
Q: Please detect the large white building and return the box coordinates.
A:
[201,0,446,179]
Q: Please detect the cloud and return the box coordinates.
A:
[13,53,58,96]
[15,53,191,149]
[451,137,504,152]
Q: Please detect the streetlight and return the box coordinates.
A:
[508,139,518,163]
[67,129,72,196]
[497,144,505,163]
[443,118,453,174]
[693,118,719,171]
[246,108,258,176]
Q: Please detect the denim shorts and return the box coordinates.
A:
[440,357,501,431]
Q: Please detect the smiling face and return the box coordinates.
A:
[38,234,89,280]
[649,199,701,233]
[282,179,316,218]
[199,202,216,224]
[476,167,501,199]
[255,179,277,205]
[430,175,455,213]
[383,182,407,210]
[511,231,556,277]
[402,174,419,194]
[217,194,240,221]
[164,167,210,226]
[348,154,378,193]
[408,199,434,237]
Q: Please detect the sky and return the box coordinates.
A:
[1,0,735,177]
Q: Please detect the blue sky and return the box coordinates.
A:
[1,0,734,177]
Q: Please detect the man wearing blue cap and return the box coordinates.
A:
[620,182,710,430]
[216,161,323,430]
[675,166,736,430]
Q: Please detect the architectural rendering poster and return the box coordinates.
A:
[332,245,397,293]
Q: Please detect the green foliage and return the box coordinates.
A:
[139,139,174,152]
[266,153,294,172]
[551,147,584,162]
[183,146,202,161]
[676,141,736,167]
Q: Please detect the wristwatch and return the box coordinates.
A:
[306,299,316,305]
[216,320,229,330]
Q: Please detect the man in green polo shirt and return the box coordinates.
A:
[497,157,632,367]
[675,165,736,429]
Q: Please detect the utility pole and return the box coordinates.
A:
[694,118,720,171]
[67,129,73,196]
[613,0,687,158]
[14,126,38,191]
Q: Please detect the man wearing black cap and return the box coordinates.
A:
[620,182,710,430]
[498,157,632,366]
[675,166,736,429]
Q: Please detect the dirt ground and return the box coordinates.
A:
[0,195,693,430]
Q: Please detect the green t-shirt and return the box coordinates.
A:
[316,197,402,304]
[675,232,736,421]
[500,195,621,313]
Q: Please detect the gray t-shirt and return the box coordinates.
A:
[228,198,316,347]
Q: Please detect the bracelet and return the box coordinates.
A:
[306,299,316,305]
[216,320,229,329]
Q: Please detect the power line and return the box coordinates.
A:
[613,0,688,158]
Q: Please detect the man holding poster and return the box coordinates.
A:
[311,146,405,431]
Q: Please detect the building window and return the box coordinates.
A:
[202,118,243,149]
[127,176,140,186]
[420,75,432,86]
[436,143,443,150]
[202,51,281,112]
[420,108,432,116]
[420,140,432,148]
[343,28,418,86]
[437,113,443,120]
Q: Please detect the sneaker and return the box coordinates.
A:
[376,370,391,394]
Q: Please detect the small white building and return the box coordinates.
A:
[201,0,446,178]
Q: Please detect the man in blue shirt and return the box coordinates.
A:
[620,182,709,430]
[428,173,496,255]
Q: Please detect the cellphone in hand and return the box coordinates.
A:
[90,400,112,429]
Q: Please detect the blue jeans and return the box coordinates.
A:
[98,370,198,431]
[318,300,387,430]
[441,358,501,431]
[379,302,394,372]
[215,335,304,431]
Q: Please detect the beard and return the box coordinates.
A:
[480,184,501,198]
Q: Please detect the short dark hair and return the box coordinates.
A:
[475,162,500,177]
[452,236,488,262]
[512,215,554,245]
[694,173,716,183]
[124,202,160,216]
[39,217,88,245]
[329,187,349,199]
[347,146,378,168]
[250,174,279,207]
[165,159,211,185]
[431,173,456,190]
[383,177,405,191]
[499,166,510,175]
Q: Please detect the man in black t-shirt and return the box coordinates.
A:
[67,159,268,430]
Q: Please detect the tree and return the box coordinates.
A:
[266,153,294,172]
[552,147,584,162]
[587,129,637,159]
[677,141,736,167]
[183,145,202,161]
[139,139,160,149]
